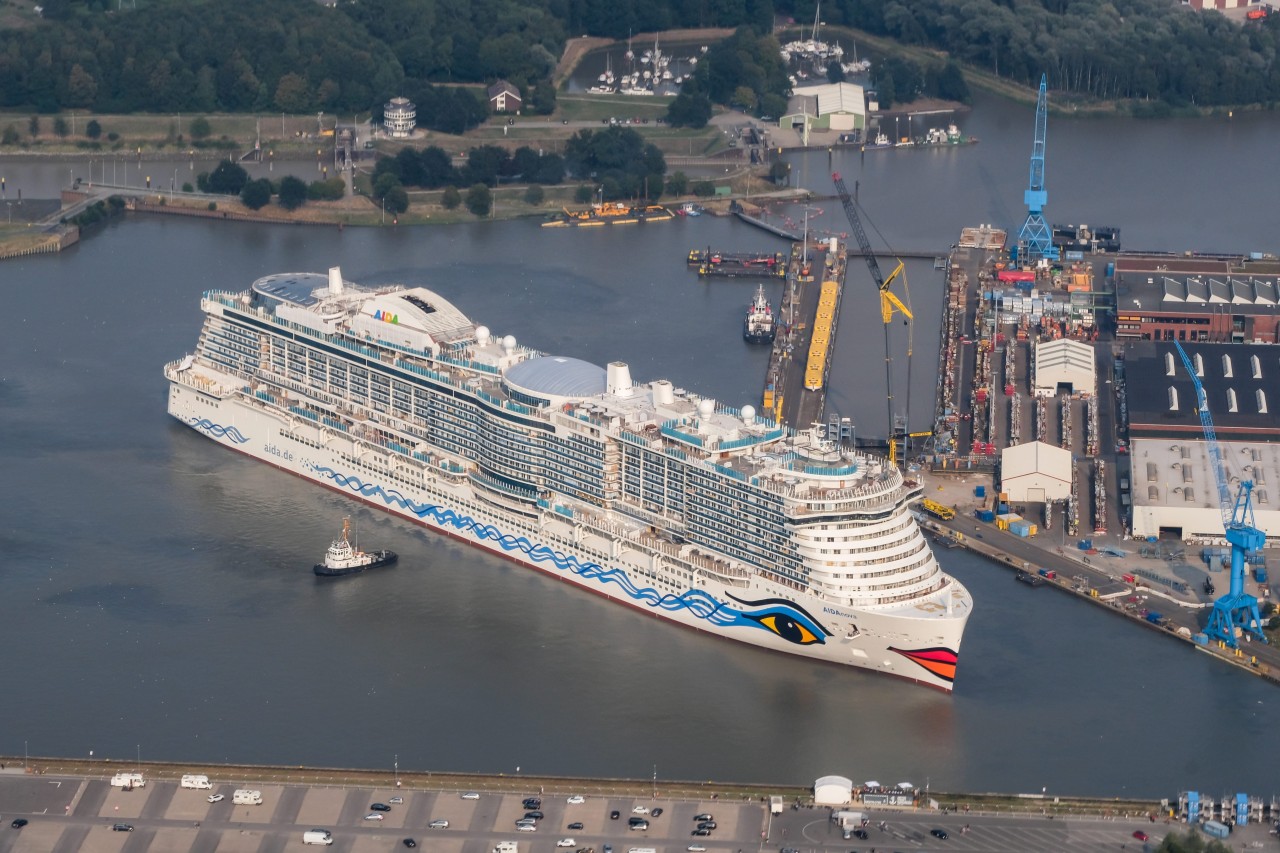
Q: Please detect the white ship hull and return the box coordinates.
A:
[168,382,968,691]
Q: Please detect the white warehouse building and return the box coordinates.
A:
[1130,437,1280,543]
[1000,440,1074,503]
[1033,338,1096,398]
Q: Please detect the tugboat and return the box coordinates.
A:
[743,284,777,344]
[314,517,397,577]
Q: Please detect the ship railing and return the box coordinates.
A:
[708,461,747,482]
[660,423,703,447]
[469,470,538,501]
[801,462,860,477]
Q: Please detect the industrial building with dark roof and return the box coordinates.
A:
[1113,254,1280,343]
[1124,340,1280,441]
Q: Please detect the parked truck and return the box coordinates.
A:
[920,499,956,521]
[769,796,784,815]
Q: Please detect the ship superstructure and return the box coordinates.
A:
[166,268,971,690]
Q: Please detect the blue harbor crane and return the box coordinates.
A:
[1174,340,1268,649]
[1015,74,1059,265]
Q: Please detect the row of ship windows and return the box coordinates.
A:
[810,541,929,568]
[802,516,915,543]
[808,537,931,571]
[806,536,926,558]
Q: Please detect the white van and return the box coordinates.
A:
[303,829,333,845]
[232,789,263,805]
[110,773,146,789]
[494,843,518,853]
[628,848,658,853]
[180,775,212,789]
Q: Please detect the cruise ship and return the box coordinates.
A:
[166,269,972,690]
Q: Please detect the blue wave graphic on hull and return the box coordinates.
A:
[312,465,829,645]
[189,418,249,444]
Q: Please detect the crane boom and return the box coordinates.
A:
[1173,342,1232,524]
[832,172,913,464]
[1173,340,1267,648]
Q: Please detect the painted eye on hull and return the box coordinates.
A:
[747,612,823,645]
[727,596,832,646]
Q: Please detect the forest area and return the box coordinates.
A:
[0,0,1277,119]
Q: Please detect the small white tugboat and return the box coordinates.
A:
[314,517,398,577]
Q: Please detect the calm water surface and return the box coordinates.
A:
[1,95,1277,796]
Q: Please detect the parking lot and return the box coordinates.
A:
[3,772,1277,852]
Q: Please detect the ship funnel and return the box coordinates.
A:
[607,362,634,397]
[328,266,344,296]
[651,380,675,406]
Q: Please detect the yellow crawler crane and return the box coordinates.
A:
[831,172,915,466]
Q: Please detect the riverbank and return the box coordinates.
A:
[1,756,1167,818]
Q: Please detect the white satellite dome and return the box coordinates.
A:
[475,325,491,345]
[501,334,517,353]
[698,399,715,419]
[741,404,756,422]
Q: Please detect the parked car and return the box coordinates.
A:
[523,798,542,809]
[389,796,404,804]
[610,811,621,820]
[694,814,714,822]
[931,828,948,839]
[692,829,711,837]
[403,840,417,849]
[429,820,449,829]
[371,803,392,812]
[525,811,545,820]
[557,839,576,847]
[462,792,481,800]
[207,794,224,803]
[568,822,584,831]
[1133,830,1149,842]
[112,824,134,832]
[364,813,385,821]
[650,808,663,817]
[567,795,586,805]
[10,819,28,829]
[697,822,717,830]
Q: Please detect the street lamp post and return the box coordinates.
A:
[394,755,399,788]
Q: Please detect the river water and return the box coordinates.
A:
[1,93,1277,796]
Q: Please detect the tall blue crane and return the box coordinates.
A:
[1174,341,1267,649]
[1015,74,1059,265]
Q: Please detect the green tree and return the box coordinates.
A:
[573,184,594,204]
[240,178,272,209]
[666,92,712,128]
[731,86,757,112]
[278,175,308,210]
[308,178,346,201]
[207,161,249,194]
[27,116,38,138]
[1154,829,1231,852]
[85,119,101,139]
[274,72,311,112]
[2,125,20,145]
[67,63,97,107]
[524,184,544,206]
[372,171,402,202]
[189,117,212,140]
[383,185,409,215]
[826,61,846,84]
[53,116,69,138]
[665,171,689,196]
[465,182,491,216]
[692,180,715,197]
[769,160,790,185]
[441,185,461,210]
